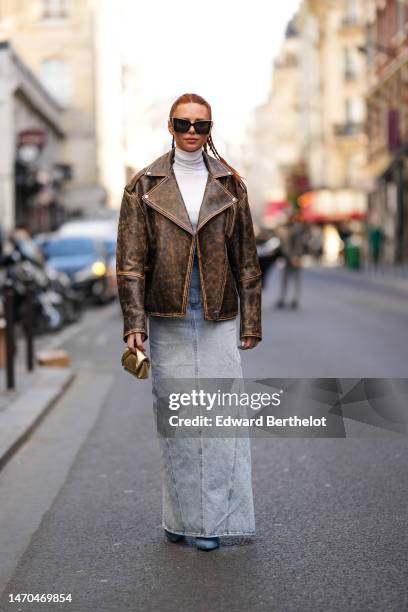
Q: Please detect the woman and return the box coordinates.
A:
[116,93,262,551]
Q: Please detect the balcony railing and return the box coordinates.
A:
[341,15,361,28]
[333,122,365,136]
[344,69,358,81]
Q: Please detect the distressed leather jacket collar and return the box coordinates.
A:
[142,147,238,235]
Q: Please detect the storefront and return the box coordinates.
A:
[366,150,408,265]
[0,41,68,233]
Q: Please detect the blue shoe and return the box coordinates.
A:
[195,536,220,551]
[164,529,185,543]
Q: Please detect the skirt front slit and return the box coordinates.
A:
[148,252,255,537]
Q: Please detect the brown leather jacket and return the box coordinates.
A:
[116,147,262,343]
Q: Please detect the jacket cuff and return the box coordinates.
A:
[123,309,149,342]
[240,331,262,341]
[122,312,148,343]
[117,273,148,342]
[238,274,262,342]
[123,330,148,343]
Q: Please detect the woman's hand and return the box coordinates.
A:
[127,331,146,352]
[240,336,260,350]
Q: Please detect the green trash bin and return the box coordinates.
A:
[344,243,361,270]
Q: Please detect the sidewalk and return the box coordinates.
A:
[0,301,118,470]
[305,262,408,296]
[0,331,75,470]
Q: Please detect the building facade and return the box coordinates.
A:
[0,41,68,232]
[243,18,303,224]
[244,0,369,242]
[365,0,408,264]
[0,0,106,216]
[295,0,369,223]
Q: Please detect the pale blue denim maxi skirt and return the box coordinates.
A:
[148,252,255,537]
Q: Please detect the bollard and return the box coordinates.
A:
[23,279,35,372]
[4,279,15,390]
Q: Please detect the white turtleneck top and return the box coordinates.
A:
[173,145,208,233]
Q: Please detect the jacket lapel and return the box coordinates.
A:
[142,148,237,235]
[196,173,237,232]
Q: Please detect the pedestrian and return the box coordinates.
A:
[309,224,323,264]
[368,222,384,271]
[275,212,305,309]
[116,93,262,552]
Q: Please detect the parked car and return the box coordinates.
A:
[57,219,117,238]
[99,236,117,296]
[39,236,116,305]
[55,220,118,295]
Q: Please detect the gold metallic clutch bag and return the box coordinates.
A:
[121,347,150,379]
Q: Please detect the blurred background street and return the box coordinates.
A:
[1,0,408,610]
[1,273,408,611]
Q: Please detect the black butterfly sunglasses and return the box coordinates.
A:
[169,117,213,135]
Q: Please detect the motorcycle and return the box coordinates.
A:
[0,234,82,336]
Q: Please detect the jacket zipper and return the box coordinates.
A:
[195,233,209,316]
[183,234,196,313]
[184,232,225,319]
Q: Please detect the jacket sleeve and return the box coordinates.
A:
[116,186,149,343]
[227,184,262,342]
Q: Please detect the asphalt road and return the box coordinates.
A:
[1,267,407,612]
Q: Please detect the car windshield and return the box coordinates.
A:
[46,237,98,257]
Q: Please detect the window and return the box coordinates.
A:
[42,0,68,19]
[397,0,406,35]
[344,0,358,24]
[41,58,72,106]
[346,97,364,124]
[46,238,98,258]
[344,47,358,80]
[366,22,375,68]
